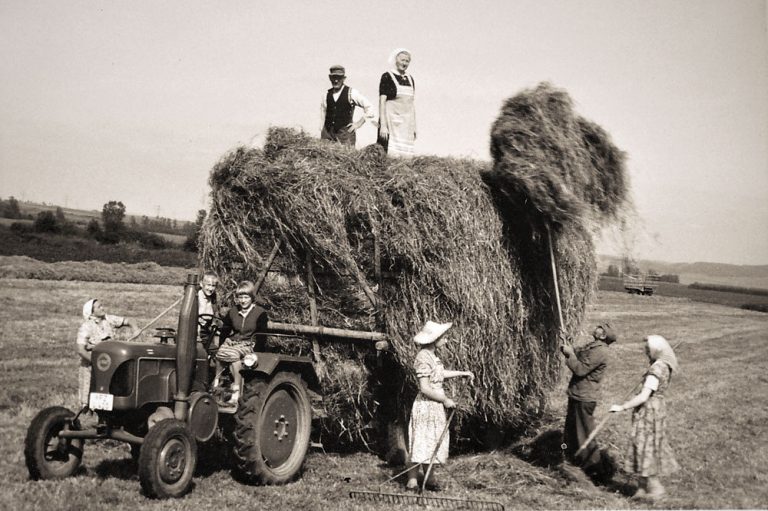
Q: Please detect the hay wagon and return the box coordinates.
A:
[623,274,659,295]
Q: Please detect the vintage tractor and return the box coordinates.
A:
[24,274,325,498]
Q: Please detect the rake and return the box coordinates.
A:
[349,410,505,510]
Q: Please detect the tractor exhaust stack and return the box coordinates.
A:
[174,273,199,421]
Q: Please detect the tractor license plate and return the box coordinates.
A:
[89,392,114,411]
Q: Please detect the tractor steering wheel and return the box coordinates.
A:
[198,314,222,330]
[198,314,222,355]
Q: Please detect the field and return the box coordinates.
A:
[0,226,197,268]
[599,276,768,309]
[1,278,766,510]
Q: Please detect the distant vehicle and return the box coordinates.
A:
[623,274,659,296]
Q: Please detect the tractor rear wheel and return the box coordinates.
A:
[233,372,311,485]
[138,419,197,499]
[25,406,83,480]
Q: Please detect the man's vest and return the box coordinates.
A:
[324,86,355,133]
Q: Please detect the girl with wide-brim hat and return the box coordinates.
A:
[406,321,474,492]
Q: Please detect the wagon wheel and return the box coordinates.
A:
[233,372,312,485]
[24,406,84,480]
[138,419,197,499]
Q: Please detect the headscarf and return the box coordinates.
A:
[389,47,412,70]
[82,298,97,320]
[646,334,679,373]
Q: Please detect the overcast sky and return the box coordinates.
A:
[1,0,766,265]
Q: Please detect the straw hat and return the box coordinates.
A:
[413,321,452,345]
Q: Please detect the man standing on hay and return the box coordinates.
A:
[561,324,617,483]
[320,65,375,147]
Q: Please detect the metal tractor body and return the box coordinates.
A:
[24,274,319,498]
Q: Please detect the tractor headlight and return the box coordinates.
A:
[95,353,112,372]
[243,353,258,368]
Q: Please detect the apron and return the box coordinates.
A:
[384,71,415,156]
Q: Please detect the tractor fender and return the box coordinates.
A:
[247,353,321,394]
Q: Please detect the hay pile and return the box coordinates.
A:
[199,82,627,449]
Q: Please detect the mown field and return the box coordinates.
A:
[599,275,768,309]
[1,277,766,510]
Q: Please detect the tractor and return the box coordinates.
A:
[24,274,322,498]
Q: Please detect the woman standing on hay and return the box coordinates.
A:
[378,48,416,157]
[406,321,474,492]
[610,335,680,501]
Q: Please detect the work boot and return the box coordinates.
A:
[631,477,648,500]
[645,477,666,500]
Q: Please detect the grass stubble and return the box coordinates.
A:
[2,278,766,510]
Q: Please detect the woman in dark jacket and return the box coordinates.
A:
[214,280,267,406]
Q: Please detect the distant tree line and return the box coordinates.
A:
[4,197,204,252]
[1,196,28,220]
[602,261,679,283]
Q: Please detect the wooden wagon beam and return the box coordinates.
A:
[266,321,388,344]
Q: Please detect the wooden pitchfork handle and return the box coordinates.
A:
[546,225,565,332]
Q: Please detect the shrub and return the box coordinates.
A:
[33,211,61,234]
[741,303,768,313]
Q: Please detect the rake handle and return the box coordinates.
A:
[127,296,182,342]
[422,408,456,493]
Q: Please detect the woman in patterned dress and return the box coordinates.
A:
[377,48,416,157]
[610,335,680,500]
[76,299,137,407]
[406,321,474,492]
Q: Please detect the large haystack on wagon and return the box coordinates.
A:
[200,82,628,455]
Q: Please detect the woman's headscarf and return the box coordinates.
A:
[82,298,97,320]
[646,334,679,373]
[389,47,412,69]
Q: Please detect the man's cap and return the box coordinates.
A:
[329,65,346,77]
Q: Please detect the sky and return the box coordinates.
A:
[1,0,766,265]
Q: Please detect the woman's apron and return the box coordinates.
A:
[384,71,415,156]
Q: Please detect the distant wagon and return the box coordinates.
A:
[623,274,659,296]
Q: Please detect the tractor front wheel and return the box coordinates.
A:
[233,372,311,485]
[138,419,197,498]
[24,406,83,480]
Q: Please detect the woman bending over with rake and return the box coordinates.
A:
[406,321,474,492]
[610,335,680,501]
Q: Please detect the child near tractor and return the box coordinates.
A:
[214,280,268,407]
[406,321,474,492]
